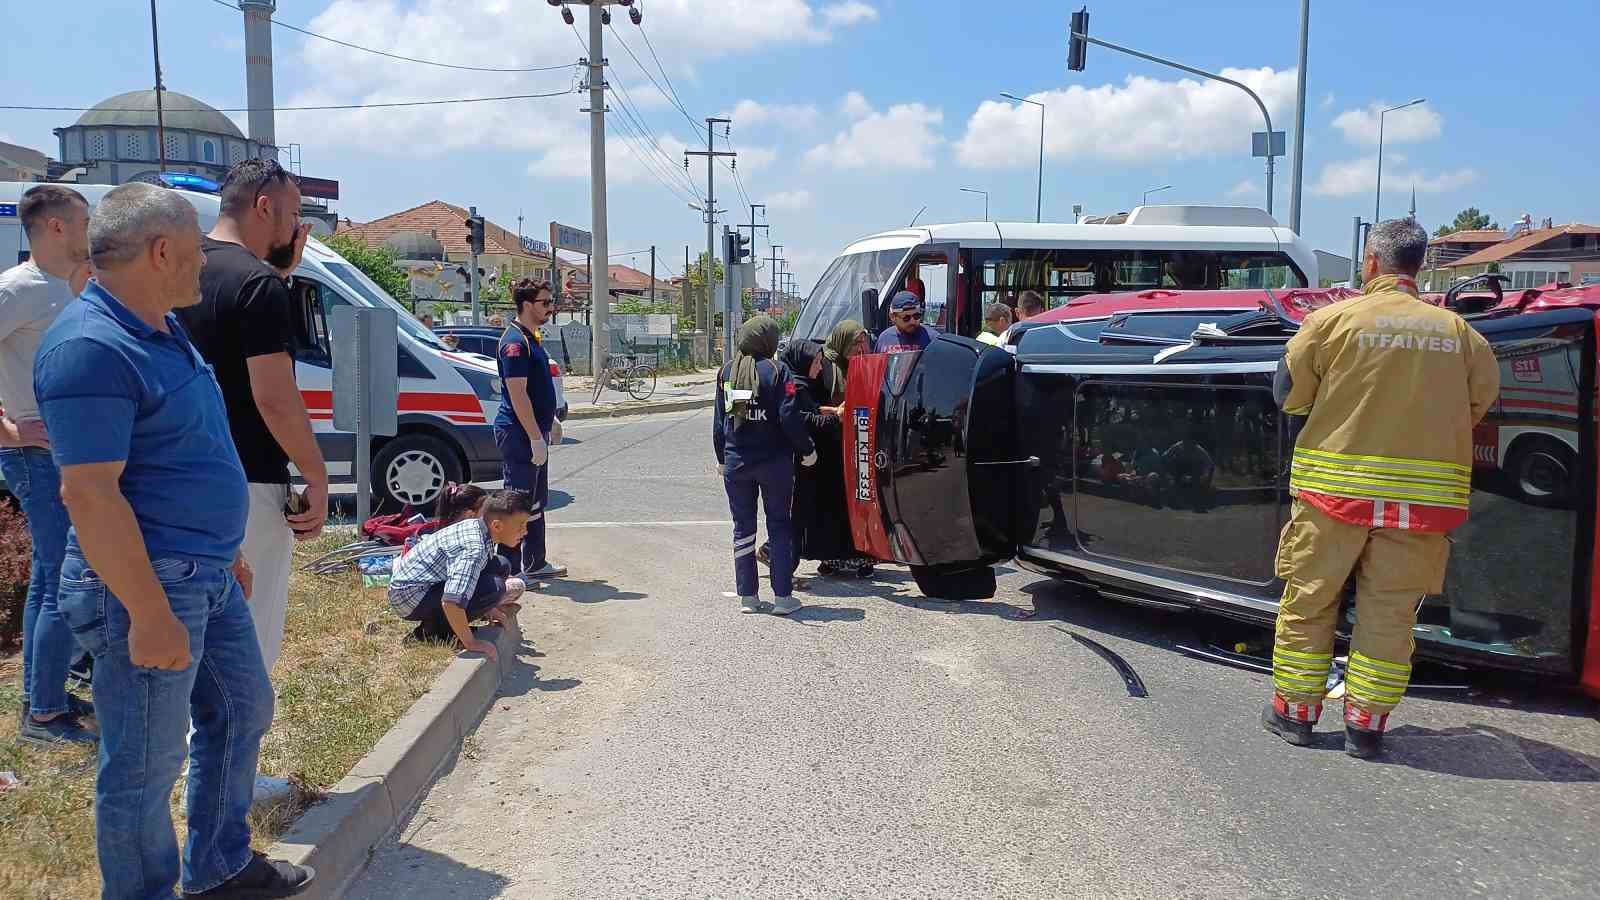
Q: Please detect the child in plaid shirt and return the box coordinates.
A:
[388,489,532,658]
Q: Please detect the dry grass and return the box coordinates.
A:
[0,535,457,899]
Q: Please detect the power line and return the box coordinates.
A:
[637,23,695,123]
[607,23,701,137]
[205,0,574,73]
[607,72,701,195]
[2,89,578,113]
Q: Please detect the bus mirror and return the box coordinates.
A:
[861,288,879,328]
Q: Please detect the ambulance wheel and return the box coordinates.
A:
[1506,437,1574,508]
[910,563,998,601]
[372,434,464,512]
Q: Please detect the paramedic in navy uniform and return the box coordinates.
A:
[494,279,566,579]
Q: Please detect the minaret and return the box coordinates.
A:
[1409,183,1417,219]
[240,0,277,154]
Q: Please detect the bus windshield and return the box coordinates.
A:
[792,247,910,340]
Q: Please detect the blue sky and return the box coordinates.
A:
[5,0,1597,290]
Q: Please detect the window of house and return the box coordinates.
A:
[87,131,107,160]
[202,140,216,162]
[164,133,184,161]
[123,132,144,160]
[229,142,246,165]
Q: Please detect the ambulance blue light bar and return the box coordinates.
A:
[160,172,220,194]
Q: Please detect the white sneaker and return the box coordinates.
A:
[739,596,763,614]
[252,774,296,806]
[770,596,803,616]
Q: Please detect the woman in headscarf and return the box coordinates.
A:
[776,339,859,573]
[820,319,870,409]
[712,317,816,615]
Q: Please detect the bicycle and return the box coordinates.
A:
[592,351,657,402]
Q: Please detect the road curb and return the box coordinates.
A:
[265,619,524,900]
[564,396,713,420]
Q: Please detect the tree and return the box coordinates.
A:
[322,233,412,302]
[1435,207,1500,237]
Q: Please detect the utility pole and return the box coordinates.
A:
[583,4,612,383]
[649,245,656,304]
[149,0,168,174]
[1288,0,1310,234]
[467,206,483,325]
[769,243,783,309]
[686,117,734,361]
[684,244,691,321]
[740,203,769,307]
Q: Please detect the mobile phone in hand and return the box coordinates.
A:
[283,488,315,535]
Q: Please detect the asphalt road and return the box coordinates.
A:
[347,408,1600,899]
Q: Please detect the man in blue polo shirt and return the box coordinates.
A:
[495,278,566,579]
[35,184,313,899]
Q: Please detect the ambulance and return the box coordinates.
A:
[0,179,562,509]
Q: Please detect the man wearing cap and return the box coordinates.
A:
[874,290,940,353]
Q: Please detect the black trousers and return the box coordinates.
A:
[403,555,513,640]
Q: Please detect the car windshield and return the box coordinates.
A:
[321,257,446,351]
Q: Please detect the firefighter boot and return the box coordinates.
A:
[1343,705,1389,759]
[1262,696,1320,747]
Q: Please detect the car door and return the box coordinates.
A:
[842,331,1033,599]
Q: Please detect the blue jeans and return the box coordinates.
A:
[0,447,74,717]
[724,456,796,599]
[56,553,274,899]
[495,423,549,574]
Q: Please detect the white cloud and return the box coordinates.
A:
[954,67,1298,169]
[768,189,815,211]
[804,95,944,171]
[278,0,845,159]
[736,146,779,171]
[840,91,873,120]
[1331,103,1443,146]
[1310,154,1480,197]
[1226,179,1258,200]
[1319,92,1336,111]
[723,99,821,132]
[821,2,879,27]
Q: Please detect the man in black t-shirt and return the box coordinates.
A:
[176,159,328,678]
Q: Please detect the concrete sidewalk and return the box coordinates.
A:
[563,368,718,420]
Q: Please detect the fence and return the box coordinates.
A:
[553,322,701,376]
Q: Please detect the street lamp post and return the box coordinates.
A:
[960,188,989,222]
[1376,98,1425,222]
[1142,184,1173,206]
[1000,92,1045,222]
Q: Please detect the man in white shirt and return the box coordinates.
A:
[0,185,95,746]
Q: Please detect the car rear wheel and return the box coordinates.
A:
[372,433,464,512]
[1507,438,1575,508]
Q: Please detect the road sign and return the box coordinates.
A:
[549,222,593,255]
[1253,131,1287,158]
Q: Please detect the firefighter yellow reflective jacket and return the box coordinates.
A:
[1281,275,1501,531]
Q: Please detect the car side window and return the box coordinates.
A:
[292,278,350,368]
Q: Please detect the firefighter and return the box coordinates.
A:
[1263,219,1500,758]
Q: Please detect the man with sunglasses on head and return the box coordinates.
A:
[177,159,329,688]
[494,279,566,580]
[874,290,940,354]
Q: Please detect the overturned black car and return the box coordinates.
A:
[841,274,1600,698]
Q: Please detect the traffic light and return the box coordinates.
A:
[727,231,752,265]
[1068,8,1089,72]
[465,215,485,255]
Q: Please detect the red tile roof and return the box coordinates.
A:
[1448,224,1600,269]
[335,201,548,261]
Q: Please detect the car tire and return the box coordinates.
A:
[372,433,464,512]
[1506,437,1575,508]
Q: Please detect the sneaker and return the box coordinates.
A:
[739,596,764,614]
[19,712,98,747]
[67,694,95,720]
[816,560,839,577]
[1261,700,1315,748]
[252,774,297,807]
[191,851,315,898]
[770,596,803,616]
[523,562,568,579]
